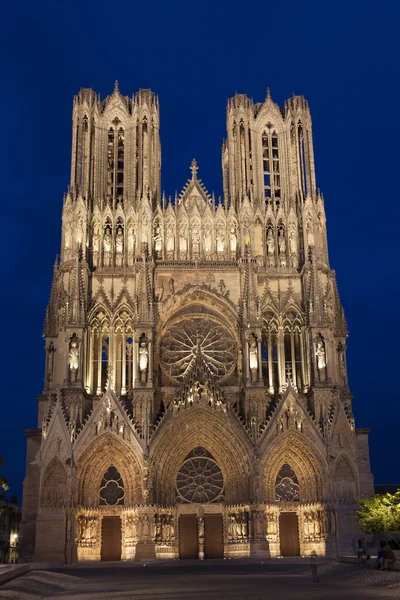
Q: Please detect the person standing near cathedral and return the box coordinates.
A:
[309,550,319,583]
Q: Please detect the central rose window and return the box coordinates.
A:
[176,446,224,504]
[160,315,236,383]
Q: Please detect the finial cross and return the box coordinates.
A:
[190,159,198,179]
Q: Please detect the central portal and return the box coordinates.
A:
[204,514,223,558]
[279,512,300,556]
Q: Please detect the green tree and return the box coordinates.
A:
[356,491,400,547]
[0,455,9,491]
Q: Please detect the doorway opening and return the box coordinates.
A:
[101,516,122,561]
[179,515,198,559]
[279,512,300,556]
[204,514,224,559]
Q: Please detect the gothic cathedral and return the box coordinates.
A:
[21,83,374,563]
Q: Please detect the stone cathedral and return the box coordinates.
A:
[21,83,374,563]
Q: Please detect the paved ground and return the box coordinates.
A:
[1,560,400,600]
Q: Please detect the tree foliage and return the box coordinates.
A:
[356,491,400,542]
[0,455,9,491]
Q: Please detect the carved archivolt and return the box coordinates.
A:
[76,433,143,506]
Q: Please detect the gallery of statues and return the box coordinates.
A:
[20,83,373,563]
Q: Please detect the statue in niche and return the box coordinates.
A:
[317,212,325,250]
[249,338,258,381]
[139,341,149,382]
[92,222,100,266]
[103,227,112,266]
[46,343,55,388]
[306,217,315,247]
[289,226,297,266]
[154,224,163,257]
[316,337,326,377]
[278,229,286,254]
[216,228,225,254]
[229,226,237,254]
[69,338,79,372]
[203,225,212,255]
[192,225,200,255]
[337,342,346,380]
[76,214,84,246]
[115,227,124,266]
[266,229,275,266]
[279,253,287,267]
[127,225,136,264]
[141,213,149,247]
[166,223,175,255]
[64,221,72,256]
[179,223,188,255]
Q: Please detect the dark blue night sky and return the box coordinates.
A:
[1,0,399,500]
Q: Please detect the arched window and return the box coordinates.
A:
[297,123,307,196]
[99,465,125,506]
[107,127,115,198]
[275,464,299,502]
[262,128,280,202]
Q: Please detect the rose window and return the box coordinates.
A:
[160,316,236,383]
[176,446,224,504]
[99,465,125,506]
[275,463,300,502]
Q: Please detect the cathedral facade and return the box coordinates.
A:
[21,83,374,563]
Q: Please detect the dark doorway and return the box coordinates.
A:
[204,514,224,559]
[101,516,122,561]
[179,515,198,559]
[279,512,300,556]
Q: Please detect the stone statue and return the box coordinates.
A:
[179,223,188,253]
[278,229,286,254]
[92,222,100,265]
[218,279,226,295]
[216,228,225,254]
[155,279,164,302]
[306,218,315,247]
[198,516,204,539]
[127,225,136,263]
[69,339,79,371]
[192,225,200,255]
[316,339,326,371]
[139,341,149,381]
[249,338,258,380]
[103,227,112,266]
[166,224,175,254]
[267,229,275,266]
[64,220,72,253]
[115,228,124,265]
[229,226,237,254]
[289,227,297,266]
[154,224,163,257]
[169,277,175,295]
[203,225,212,255]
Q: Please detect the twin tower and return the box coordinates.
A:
[21,83,373,564]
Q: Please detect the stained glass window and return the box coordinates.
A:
[99,465,125,506]
[275,463,300,502]
[176,447,224,504]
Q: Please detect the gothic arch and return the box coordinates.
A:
[76,433,143,507]
[149,406,253,506]
[40,456,68,508]
[261,432,326,503]
[332,454,358,502]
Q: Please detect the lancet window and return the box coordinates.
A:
[107,122,125,203]
[297,123,307,196]
[262,129,280,202]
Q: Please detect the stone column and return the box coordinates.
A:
[96,330,103,395]
[121,330,127,395]
[258,338,263,382]
[134,339,140,385]
[88,329,94,393]
[268,332,274,394]
[245,339,250,382]
[278,326,285,389]
[148,340,153,383]
[290,331,296,388]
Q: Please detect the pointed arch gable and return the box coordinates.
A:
[149,406,253,506]
[261,432,326,503]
